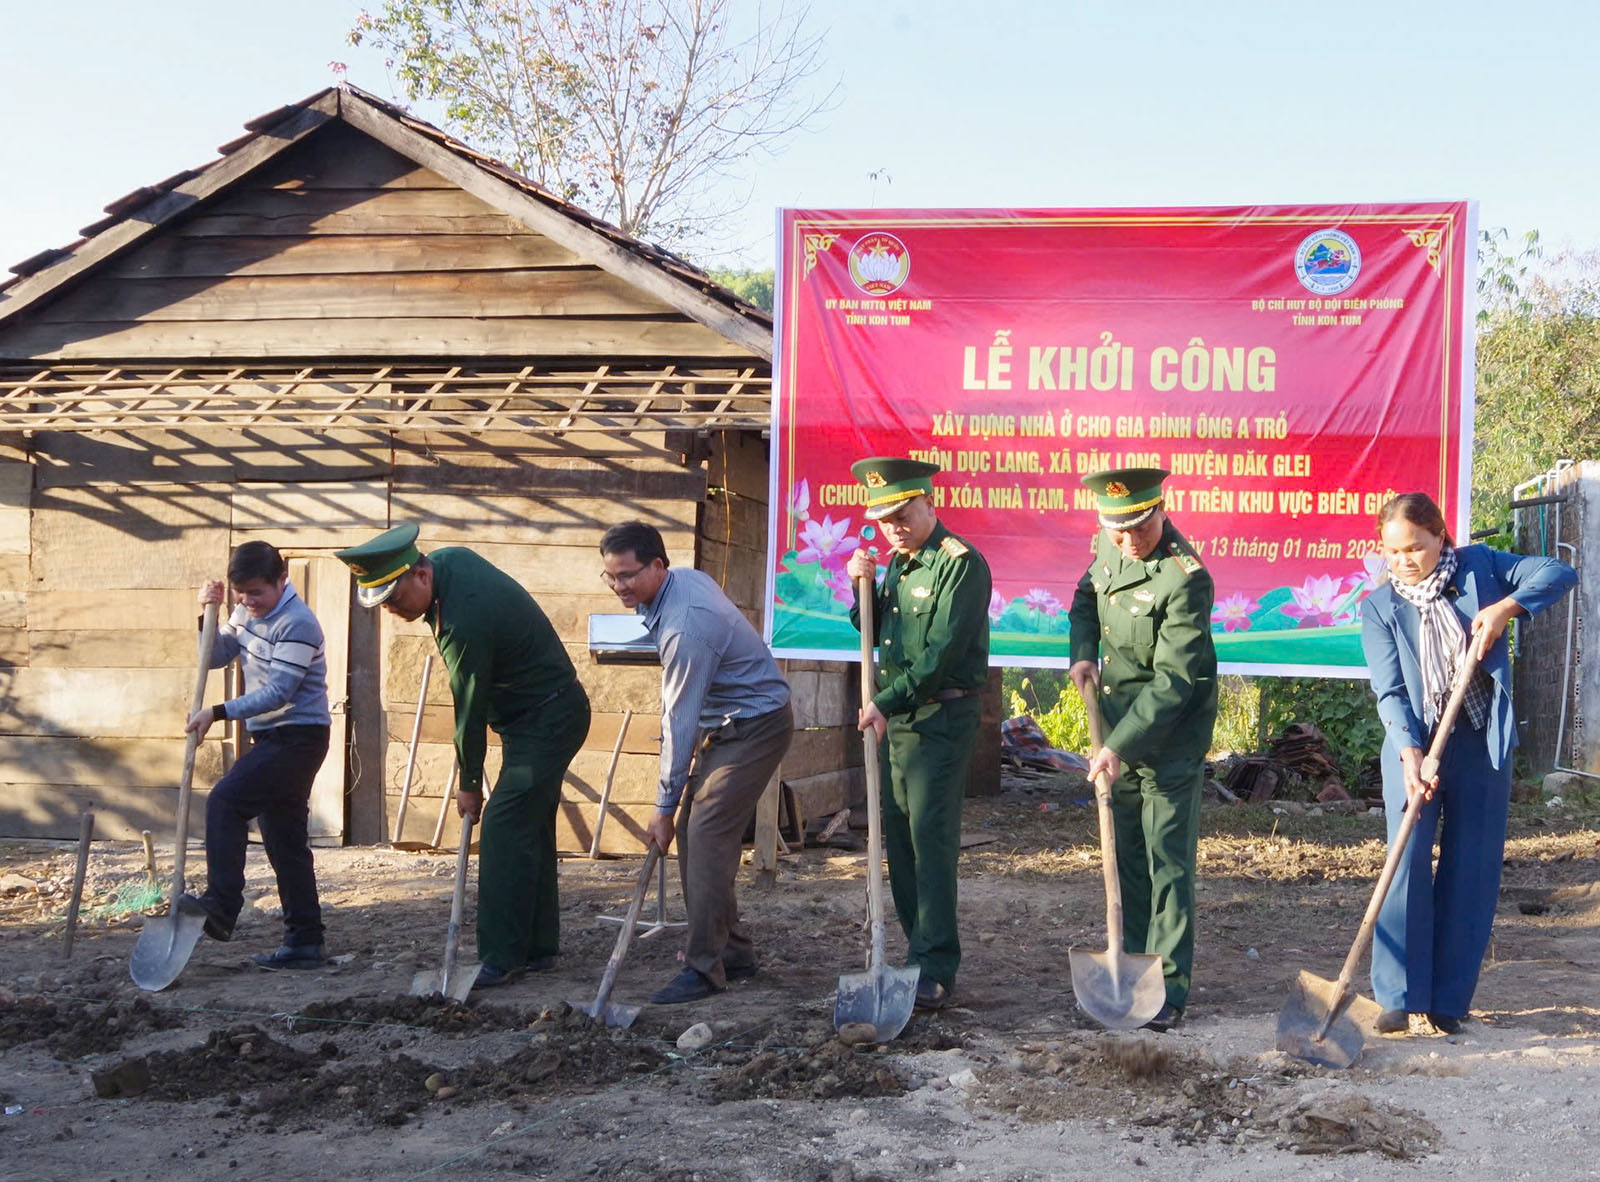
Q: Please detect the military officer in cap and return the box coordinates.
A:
[1067,468,1217,1031]
[336,524,591,989]
[845,457,991,1010]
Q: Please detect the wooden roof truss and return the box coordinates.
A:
[0,362,770,434]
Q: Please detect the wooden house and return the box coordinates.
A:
[0,85,883,853]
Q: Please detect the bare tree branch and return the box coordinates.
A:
[349,0,836,250]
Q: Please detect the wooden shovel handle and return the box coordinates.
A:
[1076,674,1128,959]
[858,575,889,972]
[170,601,220,910]
[1320,649,1484,1024]
[589,843,662,1016]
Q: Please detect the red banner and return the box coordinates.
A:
[767,204,1476,672]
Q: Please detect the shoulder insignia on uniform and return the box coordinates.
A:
[940,535,969,558]
[1168,541,1203,575]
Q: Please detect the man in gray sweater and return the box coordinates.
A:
[181,541,332,968]
[600,522,793,1004]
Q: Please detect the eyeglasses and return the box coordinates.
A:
[601,565,650,589]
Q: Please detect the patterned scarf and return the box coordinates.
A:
[1388,546,1490,732]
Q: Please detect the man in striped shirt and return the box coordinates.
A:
[181,541,332,969]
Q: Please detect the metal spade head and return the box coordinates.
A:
[1069,945,1167,1031]
[411,959,480,1003]
[1275,969,1385,1069]
[575,997,642,1028]
[129,904,207,992]
[833,961,920,1043]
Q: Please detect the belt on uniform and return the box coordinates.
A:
[921,687,978,704]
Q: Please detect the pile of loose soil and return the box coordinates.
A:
[974,1034,1439,1159]
[706,1036,905,1103]
[293,994,530,1036]
[140,1025,334,1103]
[255,1012,669,1125]
[0,994,185,1058]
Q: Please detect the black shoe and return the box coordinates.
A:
[252,943,324,970]
[1376,1009,1410,1035]
[472,963,521,990]
[1427,1012,1463,1034]
[914,978,950,1011]
[723,961,758,982]
[526,954,558,973]
[1143,1002,1183,1032]
[649,968,720,1005]
[179,893,233,942]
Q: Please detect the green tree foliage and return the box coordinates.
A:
[707,267,774,312]
[1473,230,1600,532]
[348,0,832,251]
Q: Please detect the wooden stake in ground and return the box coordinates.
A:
[62,811,94,959]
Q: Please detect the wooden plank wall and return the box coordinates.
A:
[0,123,747,361]
[701,431,864,833]
[0,429,394,840]
[381,429,703,854]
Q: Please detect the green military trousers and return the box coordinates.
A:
[1109,747,1204,1010]
[476,686,590,971]
[880,697,980,990]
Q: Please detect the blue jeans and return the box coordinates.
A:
[201,724,330,948]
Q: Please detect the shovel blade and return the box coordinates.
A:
[1069,945,1166,1031]
[412,960,480,1003]
[130,908,207,992]
[1275,969,1371,1069]
[573,998,642,1028]
[834,963,920,1043]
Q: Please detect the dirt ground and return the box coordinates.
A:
[2,777,1599,1182]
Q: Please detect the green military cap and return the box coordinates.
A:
[335,523,422,607]
[1082,467,1171,528]
[851,456,940,521]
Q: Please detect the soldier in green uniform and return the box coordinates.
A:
[1068,468,1217,1031]
[845,457,991,1010]
[336,524,591,989]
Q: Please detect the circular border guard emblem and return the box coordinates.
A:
[848,232,911,295]
[1294,228,1361,295]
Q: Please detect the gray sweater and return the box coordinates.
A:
[207,583,331,731]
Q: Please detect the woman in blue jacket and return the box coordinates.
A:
[1360,493,1575,1035]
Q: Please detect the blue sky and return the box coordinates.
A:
[2,0,1595,272]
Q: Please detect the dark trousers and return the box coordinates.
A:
[1110,747,1204,1010]
[677,703,794,987]
[880,696,980,990]
[1372,720,1510,1017]
[476,686,590,970]
[201,724,330,948]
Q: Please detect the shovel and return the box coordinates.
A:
[1068,676,1167,1030]
[1277,651,1482,1068]
[573,843,662,1027]
[411,812,481,1002]
[131,601,220,991]
[833,577,920,1042]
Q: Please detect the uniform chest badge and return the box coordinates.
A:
[1133,589,1155,602]
[911,585,932,599]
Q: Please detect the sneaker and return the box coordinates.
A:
[1376,1009,1410,1035]
[252,943,324,970]
[914,978,950,1011]
[472,964,521,990]
[723,960,759,982]
[1427,1012,1463,1035]
[179,894,233,942]
[649,968,720,1005]
[1143,1002,1183,1033]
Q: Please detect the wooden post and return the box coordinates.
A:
[752,766,783,887]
